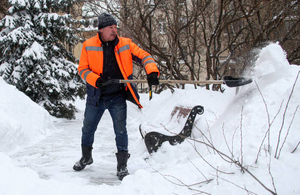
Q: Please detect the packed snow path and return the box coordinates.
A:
[11,110,123,186]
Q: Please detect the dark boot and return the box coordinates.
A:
[116,151,130,180]
[73,145,93,171]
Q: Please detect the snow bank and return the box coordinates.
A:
[129,42,300,194]
[0,78,55,153]
[197,42,300,194]
[254,42,290,77]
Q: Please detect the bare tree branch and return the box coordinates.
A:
[275,70,300,159]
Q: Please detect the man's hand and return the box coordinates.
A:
[96,77,106,88]
[147,72,159,87]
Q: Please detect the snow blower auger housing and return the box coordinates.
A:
[139,105,204,154]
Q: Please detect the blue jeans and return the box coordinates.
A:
[81,93,128,152]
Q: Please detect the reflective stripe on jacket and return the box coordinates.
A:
[78,34,159,108]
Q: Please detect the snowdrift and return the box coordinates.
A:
[129,42,300,194]
[0,78,55,153]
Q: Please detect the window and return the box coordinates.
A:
[178,0,185,6]
[179,46,188,60]
[93,18,98,28]
[179,16,187,26]
[161,47,167,53]
[158,47,167,62]
[158,19,167,34]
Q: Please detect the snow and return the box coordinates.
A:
[9,0,26,7]
[22,41,47,60]
[0,42,299,194]
[0,78,55,153]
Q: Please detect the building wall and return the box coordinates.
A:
[73,30,97,61]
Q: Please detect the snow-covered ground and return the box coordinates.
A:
[0,42,299,194]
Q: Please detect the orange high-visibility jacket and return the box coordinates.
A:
[78,34,159,108]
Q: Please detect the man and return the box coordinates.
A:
[73,13,159,180]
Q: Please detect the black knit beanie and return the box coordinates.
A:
[98,13,117,29]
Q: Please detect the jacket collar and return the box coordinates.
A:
[97,32,119,47]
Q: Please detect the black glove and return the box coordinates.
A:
[95,77,106,88]
[147,72,159,87]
